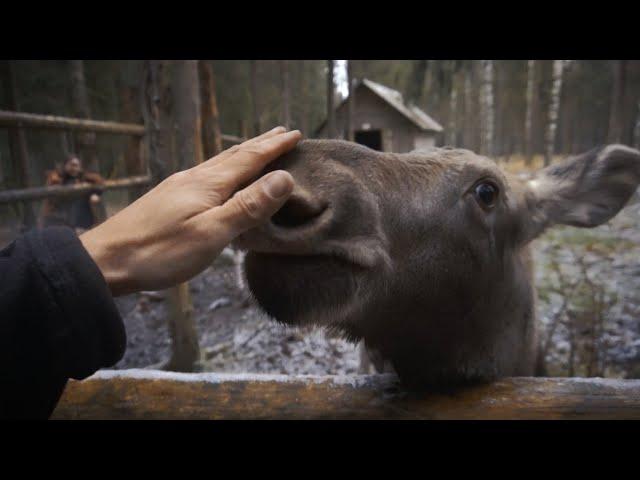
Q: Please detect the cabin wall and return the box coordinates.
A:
[316,87,427,153]
[413,132,437,150]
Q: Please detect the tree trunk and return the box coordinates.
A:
[481,60,495,156]
[406,60,428,107]
[198,60,223,158]
[607,60,627,144]
[346,60,355,141]
[174,61,204,171]
[462,64,474,150]
[280,60,291,129]
[524,60,536,165]
[167,60,202,372]
[326,60,336,138]
[634,100,640,150]
[0,60,36,228]
[448,64,458,146]
[118,60,145,202]
[142,60,201,372]
[250,60,260,136]
[544,60,565,167]
[559,65,573,155]
[68,60,99,173]
[299,60,310,136]
[142,60,173,185]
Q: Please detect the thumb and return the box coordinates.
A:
[217,170,294,237]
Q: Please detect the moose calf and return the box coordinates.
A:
[235,141,640,389]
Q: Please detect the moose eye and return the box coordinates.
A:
[474,182,499,208]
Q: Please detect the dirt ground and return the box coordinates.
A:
[533,198,640,378]
[113,249,361,375]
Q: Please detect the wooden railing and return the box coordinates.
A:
[51,369,640,420]
[0,110,146,135]
[0,110,245,206]
[0,175,151,203]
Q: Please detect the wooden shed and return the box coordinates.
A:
[315,78,444,152]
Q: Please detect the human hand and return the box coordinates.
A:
[80,127,300,296]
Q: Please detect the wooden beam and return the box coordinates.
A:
[51,370,640,420]
[0,110,243,145]
[0,175,151,204]
[221,133,245,145]
[0,110,146,136]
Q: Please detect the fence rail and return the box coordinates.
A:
[0,110,145,136]
[0,175,151,204]
[51,369,640,420]
[0,110,244,207]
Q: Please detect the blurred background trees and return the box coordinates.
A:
[2,59,640,194]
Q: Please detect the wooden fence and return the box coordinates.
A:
[0,109,244,206]
[52,369,640,420]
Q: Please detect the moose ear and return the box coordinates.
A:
[522,145,640,240]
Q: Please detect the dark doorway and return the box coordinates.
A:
[355,130,382,151]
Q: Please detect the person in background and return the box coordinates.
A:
[40,155,105,234]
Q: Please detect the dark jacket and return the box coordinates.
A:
[0,226,126,419]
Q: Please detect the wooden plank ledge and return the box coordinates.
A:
[51,369,640,420]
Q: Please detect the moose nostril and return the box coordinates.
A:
[271,194,326,228]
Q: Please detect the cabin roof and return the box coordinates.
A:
[316,78,444,134]
[360,78,443,133]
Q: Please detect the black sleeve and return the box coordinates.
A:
[0,226,126,419]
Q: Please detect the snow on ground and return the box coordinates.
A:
[114,202,640,378]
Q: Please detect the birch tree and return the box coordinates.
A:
[544,60,566,166]
[481,60,495,156]
[326,60,336,138]
[346,59,355,141]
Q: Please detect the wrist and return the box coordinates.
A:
[79,228,132,297]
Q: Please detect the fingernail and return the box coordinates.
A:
[272,126,287,133]
[263,171,293,198]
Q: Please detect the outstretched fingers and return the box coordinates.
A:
[207,129,302,201]
[196,170,295,243]
[199,126,288,169]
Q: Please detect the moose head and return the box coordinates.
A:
[235,140,640,389]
